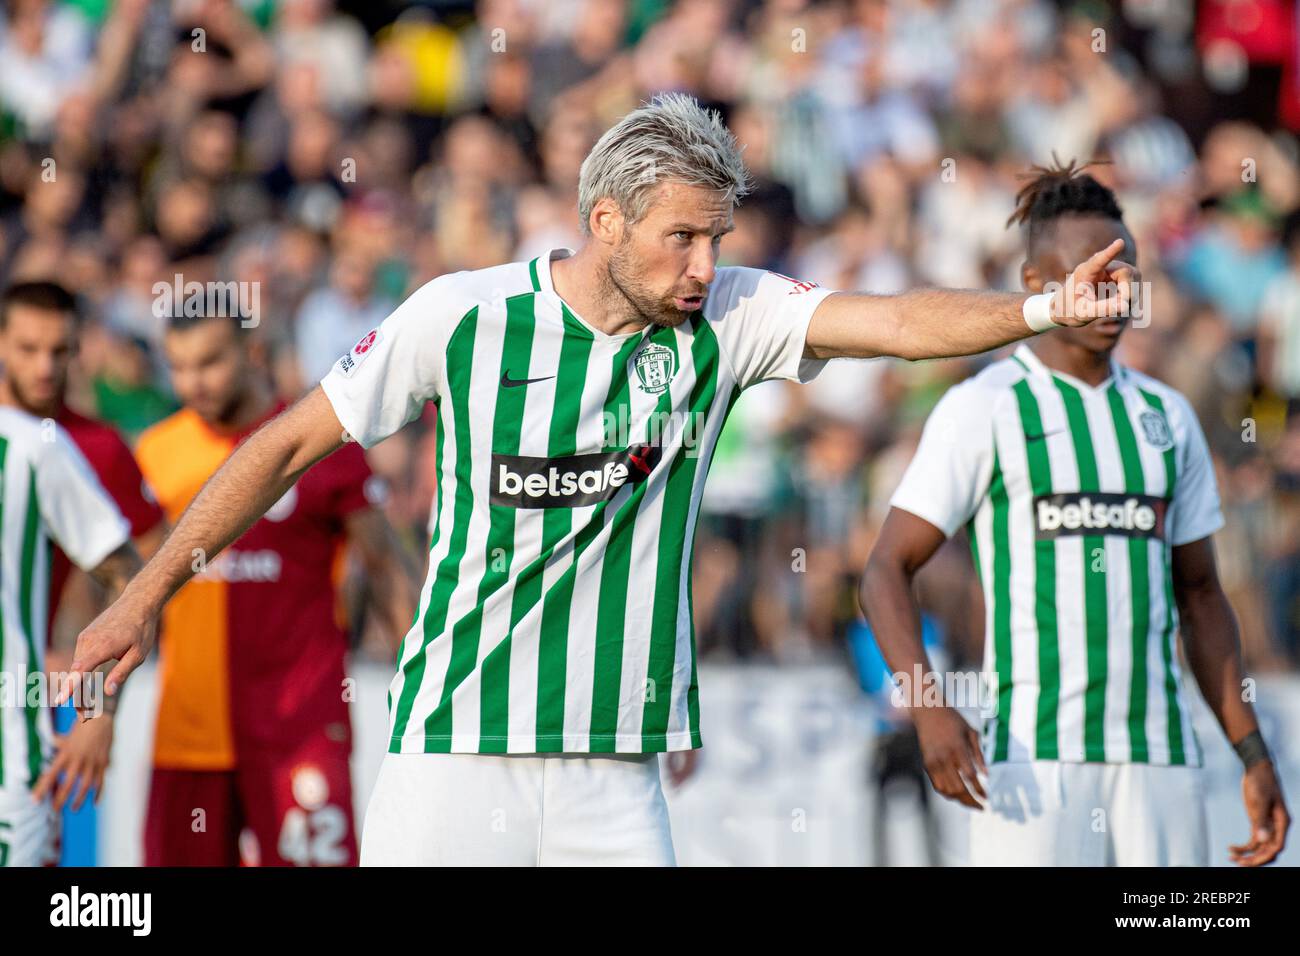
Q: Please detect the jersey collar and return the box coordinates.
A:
[1012,343,1127,393]
[532,246,574,298]
[533,246,644,343]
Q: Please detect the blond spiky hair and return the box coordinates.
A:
[577,92,752,234]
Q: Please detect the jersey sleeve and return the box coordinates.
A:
[319,271,466,449]
[888,381,996,537]
[708,267,838,390]
[1167,396,1225,546]
[36,427,132,570]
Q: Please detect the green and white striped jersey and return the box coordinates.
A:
[890,345,1223,766]
[321,249,834,753]
[0,408,130,793]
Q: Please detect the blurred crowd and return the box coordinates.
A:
[2,0,1299,670]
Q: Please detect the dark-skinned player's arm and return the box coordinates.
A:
[344,507,422,658]
[1173,536,1290,866]
[860,508,988,810]
[859,376,996,809]
[804,238,1136,360]
[57,387,349,711]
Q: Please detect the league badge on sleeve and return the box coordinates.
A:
[335,328,383,378]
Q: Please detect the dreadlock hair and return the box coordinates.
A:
[1006,155,1125,255]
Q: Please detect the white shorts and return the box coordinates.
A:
[970,761,1208,866]
[360,752,676,866]
[0,791,57,867]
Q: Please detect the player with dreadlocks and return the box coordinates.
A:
[859,158,1290,865]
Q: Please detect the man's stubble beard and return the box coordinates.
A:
[605,242,695,330]
[213,390,246,427]
[193,364,256,429]
[7,375,59,418]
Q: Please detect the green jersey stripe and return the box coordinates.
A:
[528,257,541,292]
[1107,387,1151,762]
[1013,379,1060,759]
[559,304,596,341]
[987,448,1014,762]
[473,293,539,751]
[390,400,449,721]
[19,466,43,785]
[1139,388,1186,765]
[641,315,719,744]
[390,307,479,746]
[1159,535,1190,764]
[1053,377,1109,761]
[531,309,596,747]
[537,333,646,747]
[589,324,681,751]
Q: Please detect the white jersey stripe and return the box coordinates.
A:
[999,409,1039,762]
[1084,388,1136,763]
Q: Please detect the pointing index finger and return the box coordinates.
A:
[1080,238,1126,278]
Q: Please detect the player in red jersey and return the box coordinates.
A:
[0,281,164,813]
[135,309,418,866]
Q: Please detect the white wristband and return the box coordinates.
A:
[1022,293,1059,333]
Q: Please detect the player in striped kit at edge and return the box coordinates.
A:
[863,159,1290,866]
[0,410,141,866]
[67,96,1139,866]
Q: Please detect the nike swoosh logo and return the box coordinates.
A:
[1024,429,1065,442]
[500,371,556,388]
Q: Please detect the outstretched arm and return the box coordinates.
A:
[59,387,349,705]
[805,238,1136,360]
[1174,536,1290,866]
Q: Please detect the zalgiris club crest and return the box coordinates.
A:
[634,342,676,394]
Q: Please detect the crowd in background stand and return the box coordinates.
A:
[2,0,1299,671]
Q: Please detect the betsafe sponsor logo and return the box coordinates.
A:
[1034,492,1166,539]
[491,442,661,509]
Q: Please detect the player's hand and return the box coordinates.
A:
[1050,238,1141,327]
[1230,761,1290,866]
[56,595,158,717]
[32,713,114,812]
[913,706,988,810]
[665,749,699,788]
